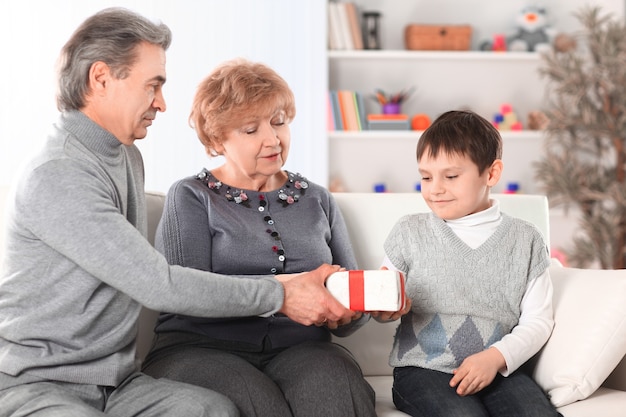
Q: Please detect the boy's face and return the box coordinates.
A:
[418,150,502,220]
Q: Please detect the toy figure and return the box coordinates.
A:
[481,6,556,52]
[493,104,522,131]
[507,6,555,52]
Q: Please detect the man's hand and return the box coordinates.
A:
[276,264,356,326]
[449,347,506,396]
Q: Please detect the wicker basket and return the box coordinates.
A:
[404,24,472,51]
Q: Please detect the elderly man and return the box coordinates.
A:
[0,7,352,416]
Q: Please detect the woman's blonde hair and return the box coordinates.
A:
[189,59,296,156]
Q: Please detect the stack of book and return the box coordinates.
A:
[328,2,363,50]
[367,114,410,131]
[328,90,367,131]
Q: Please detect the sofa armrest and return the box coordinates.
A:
[531,261,626,406]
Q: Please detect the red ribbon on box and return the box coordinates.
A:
[348,270,365,311]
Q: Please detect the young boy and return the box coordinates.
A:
[381,110,561,416]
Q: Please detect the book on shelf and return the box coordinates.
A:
[328,2,363,50]
[344,2,363,50]
[328,90,367,131]
[327,2,344,50]
[338,90,359,131]
[327,91,335,131]
[328,91,343,130]
[367,114,410,121]
[367,114,411,131]
[354,90,367,130]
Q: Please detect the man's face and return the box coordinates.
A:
[97,42,167,145]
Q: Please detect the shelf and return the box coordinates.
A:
[328,129,546,194]
[328,50,542,62]
[326,2,548,195]
[329,130,544,140]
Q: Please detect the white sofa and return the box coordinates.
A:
[2,187,626,415]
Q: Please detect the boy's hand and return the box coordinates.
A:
[370,298,412,322]
[449,347,506,396]
[370,265,411,322]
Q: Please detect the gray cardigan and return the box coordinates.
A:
[154,169,361,348]
[0,111,282,387]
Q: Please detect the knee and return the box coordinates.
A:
[301,342,364,379]
[185,394,239,417]
[177,387,240,417]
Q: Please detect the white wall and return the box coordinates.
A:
[1,0,624,193]
[0,0,328,192]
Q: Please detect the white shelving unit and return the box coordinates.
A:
[326,0,625,254]
[328,50,548,193]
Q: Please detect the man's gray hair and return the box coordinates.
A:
[56,7,172,111]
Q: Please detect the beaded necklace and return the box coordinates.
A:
[195,169,310,274]
[195,169,309,208]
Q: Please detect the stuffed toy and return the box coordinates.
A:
[481,6,556,52]
[507,6,555,52]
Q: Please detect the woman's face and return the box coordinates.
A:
[215,109,291,180]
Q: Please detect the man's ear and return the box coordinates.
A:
[88,61,110,94]
[487,159,503,186]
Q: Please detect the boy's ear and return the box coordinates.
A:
[487,159,503,186]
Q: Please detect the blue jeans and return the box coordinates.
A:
[392,366,562,417]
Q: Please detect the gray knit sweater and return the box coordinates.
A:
[0,111,283,386]
[384,212,550,373]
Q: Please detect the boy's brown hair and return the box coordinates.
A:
[416,110,502,174]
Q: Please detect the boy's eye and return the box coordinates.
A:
[446,175,459,179]
[421,176,431,181]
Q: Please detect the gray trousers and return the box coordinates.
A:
[142,334,376,417]
[0,371,238,417]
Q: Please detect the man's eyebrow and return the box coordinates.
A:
[150,75,166,85]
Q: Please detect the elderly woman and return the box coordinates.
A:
[142,59,376,417]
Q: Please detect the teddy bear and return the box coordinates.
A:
[507,6,556,52]
[481,6,556,52]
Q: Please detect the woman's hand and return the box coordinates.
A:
[320,311,363,329]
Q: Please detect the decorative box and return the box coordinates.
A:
[326,270,406,312]
[404,24,472,51]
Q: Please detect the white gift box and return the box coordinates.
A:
[325,270,406,311]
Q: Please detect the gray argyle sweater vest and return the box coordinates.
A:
[384,212,549,374]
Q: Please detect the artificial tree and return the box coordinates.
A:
[535,6,626,269]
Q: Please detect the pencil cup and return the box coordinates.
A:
[382,103,400,114]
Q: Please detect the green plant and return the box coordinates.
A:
[535,5,626,269]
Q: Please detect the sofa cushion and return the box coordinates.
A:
[531,262,626,407]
